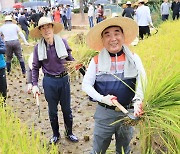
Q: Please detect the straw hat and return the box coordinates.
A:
[138,0,148,3]
[86,17,138,51]
[30,17,63,38]
[5,15,12,21]
[126,1,132,5]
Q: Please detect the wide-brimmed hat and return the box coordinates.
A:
[138,0,148,3]
[5,15,12,21]
[86,17,138,51]
[126,1,132,4]
[30,17,63,38]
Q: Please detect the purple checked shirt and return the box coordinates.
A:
[32,38,74,86]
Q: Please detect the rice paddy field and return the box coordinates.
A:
[0,19,180,154]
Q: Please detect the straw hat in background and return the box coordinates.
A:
[86,17,138,51]
[138,0,148,3]
[4,15,13,21]
[4,15,17,24]
[30,17,63,38]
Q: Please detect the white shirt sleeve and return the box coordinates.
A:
[133,53,147,102]
[160,4,163,15]
[18,25,28,44]
[82,58,104,102]
[146,6,152,25]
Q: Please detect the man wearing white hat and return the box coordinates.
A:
[122,1,135,19]
[136,0,153,39]
[0,15,29,75]
[160,0,171,21]
[30,17,78,144]
[82,17,146,153]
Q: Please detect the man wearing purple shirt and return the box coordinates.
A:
[30,17,78,144]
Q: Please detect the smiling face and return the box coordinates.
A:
[101,26,125,54]
[39,23,54,40]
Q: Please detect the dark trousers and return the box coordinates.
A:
[97,17,103,23]
[23,29,29,41]
[62,15,68,30]
[162,14,169,21]
[0,68,7,100]
[43,75,73,137]
[172,12,179,20]
[5,40,26,74]
[139,26,150,40]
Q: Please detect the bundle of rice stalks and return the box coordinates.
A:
[140,72,180,154]
[111,20,180,153]
[132,20,180,153]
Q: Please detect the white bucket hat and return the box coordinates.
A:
[30,17,63,38]
[126,1,132,5]
[86,17,138,51]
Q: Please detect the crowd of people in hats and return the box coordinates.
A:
[0,0,179,153]
[2,4,72,41]
[88,0,180,39]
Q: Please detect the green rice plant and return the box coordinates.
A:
[0,97,59,154]
[110,20,180,153]
[129,20,180,153]
[139,72,180,154]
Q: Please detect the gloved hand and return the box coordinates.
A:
[27,83,32,94]
[134,100,144,117]
[32,85,40,98]
[101,95,116,106]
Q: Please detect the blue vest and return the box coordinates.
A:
[93,53,136,106]
[0,54,6,69]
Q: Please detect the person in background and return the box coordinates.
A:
[88,2,94,28]
[66,4,72,31]
[60,5,68,30]
[0,36,7,102]
[97,5,104,23]
[19,12,30,41]
[136,0,153,39]
[53,7,61,23]
[122,1,135,19]
[30,10,40,28]
[171,0,180,20]
[24,9,29,21]
[0,15,29,76]
[82,17,146,154]
[13,9,19,24]
[160,0,171,21]
[30,17,79,144]
[37,6,44,18]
